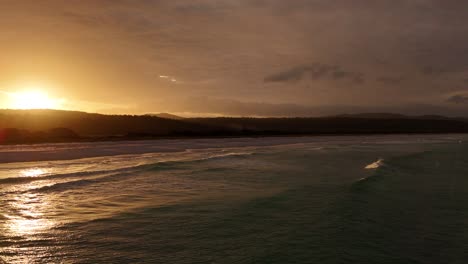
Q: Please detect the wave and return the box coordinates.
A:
[0,164,151,185]
[0,136,331,164]
[354,159,386,182]
[189,151,254,162]
[0,150,255,186]
[364,158,384,169]
[28,170,141,193]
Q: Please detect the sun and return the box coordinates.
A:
[7,90,63,110]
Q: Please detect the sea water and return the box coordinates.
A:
[1,135,467,263]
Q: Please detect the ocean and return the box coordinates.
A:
[1,135,467,263]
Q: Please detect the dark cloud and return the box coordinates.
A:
[264,65,311,82]
[377,76,404,85]
[421,66,449,76]
[331,70,365,84]
[447,94,468,104]
[265,63,364,84]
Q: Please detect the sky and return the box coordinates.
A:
[1,0,468,117]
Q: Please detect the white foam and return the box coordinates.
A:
[1,134,465,164]
[365,158,384,169]
[0,137,324,163]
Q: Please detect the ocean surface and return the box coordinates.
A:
[1,135,468,263]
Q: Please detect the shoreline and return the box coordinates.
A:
[0,133,466,164]
[2,130,468,146]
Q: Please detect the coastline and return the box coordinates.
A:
[3,130,468,146]
[0,133,466,164]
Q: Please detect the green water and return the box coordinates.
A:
[1,136,468,263]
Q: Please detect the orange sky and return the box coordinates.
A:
[1,1,468,117]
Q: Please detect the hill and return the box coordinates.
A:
[145,113,185,120]
[1,109,468,144]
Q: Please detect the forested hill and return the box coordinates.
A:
[1,109,468,144]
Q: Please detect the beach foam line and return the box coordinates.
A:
[365,158,384,169]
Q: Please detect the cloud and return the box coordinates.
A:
[3,0,468,116]
[62,10,154,33]
[150,96,468,117]
[421,66,450,76]
[264,65,312,82]
[264,63,364,84]
[173,2,234,14]
[447,94,468,104]
[331,70,365,84]
[62,11,103,27]
[377,76,404,85]
[152,96,325,117]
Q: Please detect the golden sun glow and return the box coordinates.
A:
[20,168,48,177]
[7,89,64,110]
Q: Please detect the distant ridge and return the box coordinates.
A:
[145,113,184,120]
[1,109,468,144]
[335,113,408,119]
[334,113,450,120]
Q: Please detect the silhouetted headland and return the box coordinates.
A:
[1,109,468,144]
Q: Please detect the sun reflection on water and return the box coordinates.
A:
[20,168,48,177]
[0,165,62,263]
[3,191,55,237]
[1,187,57,263]
[1,167,57,238]
[4,215,54,236]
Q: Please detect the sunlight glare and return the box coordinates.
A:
[7,90,63,110]
[20,168,48,177]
